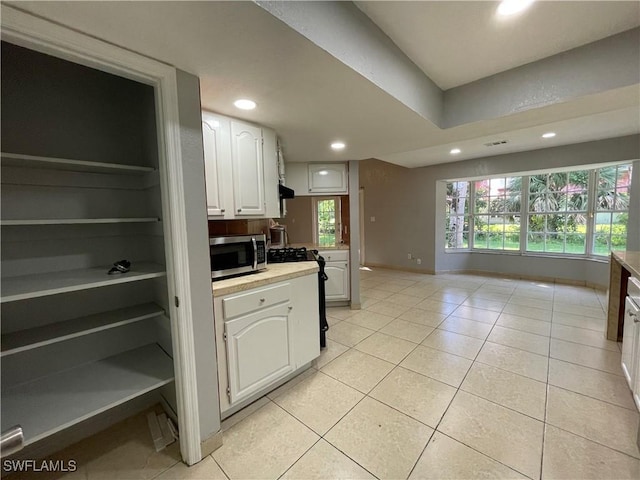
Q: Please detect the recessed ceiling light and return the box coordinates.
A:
[542,132,556,138]
[450,148,461,155]
[233,99,256,110]
[497,0,535,16]
[331,142,346,150]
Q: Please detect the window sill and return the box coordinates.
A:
[445,248,610,263]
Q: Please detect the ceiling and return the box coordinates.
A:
[5,1,640,169]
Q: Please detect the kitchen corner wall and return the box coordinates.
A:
[360,135,640,288]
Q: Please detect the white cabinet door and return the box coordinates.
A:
[231,120,265,216]
[324,261,350,301]
[224,303,293,404]
[308,163,348,194]
[202,113,232,217]
[290,273,320,366]
[622,297,638,387]
[262,127,280,218]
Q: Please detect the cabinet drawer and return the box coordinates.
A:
[223,283,291,319]
[318,250,349,262]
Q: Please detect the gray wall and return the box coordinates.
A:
[444,28,640,127]
[360,135,640,288]
[175,69,221,442]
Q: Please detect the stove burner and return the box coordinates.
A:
[267,247,316,263]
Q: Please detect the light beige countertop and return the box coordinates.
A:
[212,262,319,297]
[612,250,640,278]
[288,243,350,251]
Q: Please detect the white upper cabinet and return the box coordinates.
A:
[231,120,265,216]
[202,112,279,219]
[202,113,231,217]
[284,162,349,196]
[308,163,348,194]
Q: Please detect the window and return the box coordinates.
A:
[444,163,633,258]
[445,181,470,249]
[313,197,341,247]
[474,177,521,250]
[526,170,589,254]
[593,164,632,256]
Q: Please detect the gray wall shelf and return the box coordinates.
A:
[0,343,174,446]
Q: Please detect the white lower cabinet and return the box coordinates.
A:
[225,303,294,404]
[214,272,319,413]
[319,250,350,302]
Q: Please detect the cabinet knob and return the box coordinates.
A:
[237,208,242,213]
[288,306,293,311]
[221,209,225,213]
[259,298,265,303]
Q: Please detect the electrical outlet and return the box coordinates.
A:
[416,258,422,265]
[370,216,376,222]
[407,253,412,260]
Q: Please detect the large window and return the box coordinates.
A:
[444,163,633,258]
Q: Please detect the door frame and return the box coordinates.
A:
[1,6,203,464]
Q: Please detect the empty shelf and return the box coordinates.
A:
[1,218,160,226]
[1,344,174,446]
[1,263,166,303]
[1,303,165,357]
[1,152,155,174]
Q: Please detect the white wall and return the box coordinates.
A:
[360,135,640,288]
[175,69,221,442]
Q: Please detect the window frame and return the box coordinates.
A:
[312,196,342,247]
[444,162,633,259]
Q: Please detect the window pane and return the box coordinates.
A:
[317,199,336,246]
[527,233,544,251]
[593,164,631,256]
[474,215,489,249]
[446,181,470,249]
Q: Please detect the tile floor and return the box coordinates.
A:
[12,269,640,479]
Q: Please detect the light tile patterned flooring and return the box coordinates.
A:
[16,269,640,479]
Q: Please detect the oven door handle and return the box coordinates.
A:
[252,236,258,270]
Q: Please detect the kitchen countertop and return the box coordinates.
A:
[612,250,640,278]
[212,262,319,296]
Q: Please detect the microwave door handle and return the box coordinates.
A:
[252,236,258,270]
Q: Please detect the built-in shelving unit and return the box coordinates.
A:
[1,40,176,456]
[1,218,159,226]
[1,152,155,174]
[1,263,167,303]
[2,344,174,446]
[1,303,165,357]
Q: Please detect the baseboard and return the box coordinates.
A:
[362,263,607,290]
[362,262,436,275]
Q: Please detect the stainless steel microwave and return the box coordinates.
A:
[209,234,267,280]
